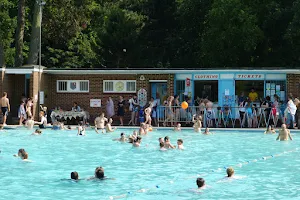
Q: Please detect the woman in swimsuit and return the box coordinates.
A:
[163,96,174,127]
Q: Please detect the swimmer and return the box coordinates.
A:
[14,149,31,162]
[226,167,235,178]
[133,136,142,147]
[106,118,116,133]
[139,123,147,135]
[113,133,127,142]
[128,136,134,143]
[203,127,212,135]
[71,171,79,180]
[177,139,184,150]
[77,122,86,136]
[174,123,181,132]
[264,125,276,134]
[164,136,176,149]
[31,129,42,135]
[276,124,293,141]
[88,166,107,180]
[196,178,206,189]
[52,121,61,130]
[14,148,26,157]
[94,113,107,134]
[158,137,164,144]
[159,142,167,151]
[34,111,47,129]
[25,115,34,129]
[193,114,202,133]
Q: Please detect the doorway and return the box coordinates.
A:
[150,82,168,106]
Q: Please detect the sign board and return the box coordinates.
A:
[194,74,219,80]
[39,91,44,104]
[90,99,101,107]
[186,78,191,87]
[235,74,264,79]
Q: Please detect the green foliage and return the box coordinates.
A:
[3,0,300,68]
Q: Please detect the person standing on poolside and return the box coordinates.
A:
[117,96,125,126]
[18,101,26,125]
[286,95,297,129]
[144,106,152,125]
[94,113,107,134]
[0,92,10,126]
[106,97,115,119]
[204,99,213,128]
[276,124,293,141]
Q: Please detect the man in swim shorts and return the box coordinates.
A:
[0,92,10,126]
[276,124,293,141]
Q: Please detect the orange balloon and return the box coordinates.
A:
[181,101,188,109]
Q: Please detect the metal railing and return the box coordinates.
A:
[156,105,286,128]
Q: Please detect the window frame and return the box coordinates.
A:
[103,80,136,93]
[56,80,89,93]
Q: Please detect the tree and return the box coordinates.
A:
[0,1,16,68]
[201,0,263,67]
[14,0,26,67]
[27,0,42,65]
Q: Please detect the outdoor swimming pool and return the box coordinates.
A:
[0,127,299,200]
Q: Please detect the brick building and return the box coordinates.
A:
[0,66,299,124]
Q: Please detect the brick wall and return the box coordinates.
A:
[44,73,174,124]
[287,74,300,98]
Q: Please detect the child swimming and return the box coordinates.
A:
[174,123,181,132]
[193,114,202,133]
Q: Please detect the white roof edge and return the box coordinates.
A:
[43,69,300,75]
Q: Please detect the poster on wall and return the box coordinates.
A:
[90,99,101,107]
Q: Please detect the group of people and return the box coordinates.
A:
[70,167,109,181]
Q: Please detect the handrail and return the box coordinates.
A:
[156,105,285,128]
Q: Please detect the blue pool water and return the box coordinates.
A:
[0,128,300,200]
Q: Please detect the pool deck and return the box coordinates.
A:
[3,125,300,132]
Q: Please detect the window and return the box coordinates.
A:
[57,80,89,93]
[126,81,136,92]
[57,81,67,92]
[103,80,136,93]
[194,81,219,102]
[176,80,185,102]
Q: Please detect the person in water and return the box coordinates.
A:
[226,167,235,178]
[164,136,176,149]
[14,149,30,161]
[113,133,127,142]
[77,122,86,136]
[174,123,181,132]
[196,178,206,189]
[133,136,142,147]
[95,167,105,179]
[32,129,42,135]
[203,127,212,135]
[106,118,116,133]
[264,125,276,134]
[71,171,79,180]
[276,124,293,141]
[159,142,167,151]
[192,114,202,133]
[177,139,184,150]
[94,113,108,134]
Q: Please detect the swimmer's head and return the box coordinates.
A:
[35,129,42,134]
[120,133,125,138]
[95,167,104,179]
[159,137,163,143]
[177,123,181,127]
[196,178,205,188]
[136,136,142,142]
[205,127,209,132]
[159,142,164,148]
[71,171,79,180]
[177,139,183,145]
[226,167,234,177]
[100,113,105,117]
[164,136,170,142]
[281,124,286,129]
[109,118,113,123]
[39,111,44,116]
[198,116,202,121]
[18,149,25,157]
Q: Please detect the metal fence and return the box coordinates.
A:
[157,105,287,128]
